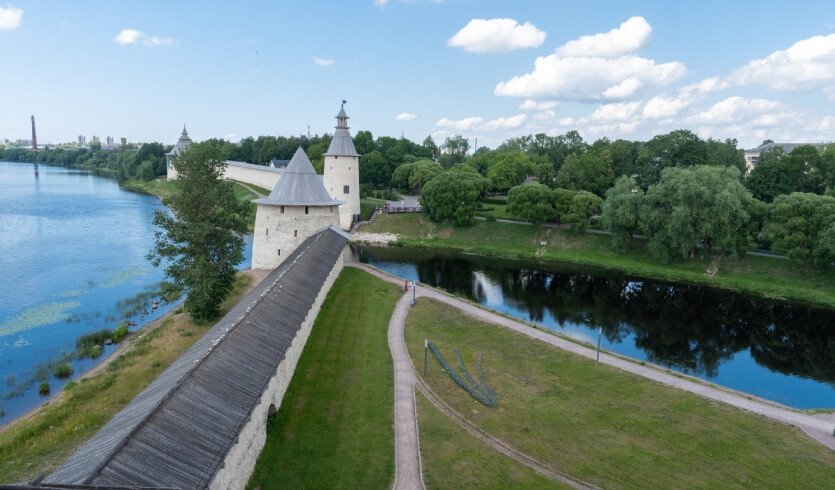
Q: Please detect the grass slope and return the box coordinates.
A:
[416,391,567,489]
[360,213,835,308]
[0,273,253,483]
[405,299,835,489]
[248,268,401,489]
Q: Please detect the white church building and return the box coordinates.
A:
[165,104,362,268]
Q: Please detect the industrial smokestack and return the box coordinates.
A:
[31,115,38,150]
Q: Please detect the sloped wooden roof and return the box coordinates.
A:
[43,226,349,489]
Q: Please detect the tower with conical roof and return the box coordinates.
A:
[323,101,361,230]
[252,147,343,269]
[166,125,193,180]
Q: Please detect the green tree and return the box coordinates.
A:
[764,192,835,267]
[391,162,416,190]
[408,159,444,192]
[359,150,389,187]
[149,141,250,320]
[420,171,487,226]
[552,188,576,224]
[555,150,615,196]
[634,129,708,187]
[745,147,791,202]
[507,183,556,224]
[564,191,603,231]
[486,152,531,193]
[440,135,469,168]
[601,176,644,251]
[641,165,753,261]
[353,130,375,156]
[422,135,440,161]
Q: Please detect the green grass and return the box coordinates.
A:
[0,273,253,483]
[416,391,567,489]
[360,198,380,221]
[405,299,835,489]
[122,177,179,200]
[476,202,517,220]
[248,268,402,489]
[360,213,835,309]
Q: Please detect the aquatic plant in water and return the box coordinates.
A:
[0,302,81,337]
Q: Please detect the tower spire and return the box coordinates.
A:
[335,100,349,130]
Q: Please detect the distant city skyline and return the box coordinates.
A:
[1,1,834,149]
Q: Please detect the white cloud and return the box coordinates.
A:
[114,29,145,45]
[448,18,546,53]
[680,76,730,96]
[731,33,835,91]
[435,114,527,131]
[480,114,527,131]
[436,116,483,130]
[312,56,335,66]
[374,0,389,6]
[601,78,644,99]
[589,102,641,121]
[518,99,558,110]
[587,121,639,135]
[495,54,685,100]
[556,16,652,58]
[642,95,690,119]
[0,6,22,30]
[818,116,835,131]
[395,112,418,122]
[114,29,177,47]
[495,17,684,101]
[689,96,781,125]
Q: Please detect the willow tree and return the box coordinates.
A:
[149,141,249,321]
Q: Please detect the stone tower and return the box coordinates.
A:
[166,125,192,180]
[252,147,343,270]
[323,102,361,230]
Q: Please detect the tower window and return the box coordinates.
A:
[343,185,349,194]
[280,206,285,214]
[305,206,309,214]
[277,249,281,256]
[294,230,298,237]
[265,229,268,236]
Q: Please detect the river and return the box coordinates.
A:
[0,162,251,424]
[353,245,835,410]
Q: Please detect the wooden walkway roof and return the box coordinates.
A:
[41,226,348,489]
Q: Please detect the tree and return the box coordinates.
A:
[421,171,487,226]
[353,130,375,156]
[440,135,469,167]
[555,150,615,196]
[391,162,416,190]
[634,129,708,187]
[745,147,791,202]
[507,183,556,224]
[764,193,835,267]
[359,150,389,187]
[601,176,644,251]
[564,191,603,231]
[486,152,531,193]
[408,159,444,192]
[641,165,754,261]
[149,141,250,320]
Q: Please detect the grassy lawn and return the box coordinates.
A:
[248,267,401,489]
[360,213,835,309]
[404,299,835,489]
[476,202,517,220]
[416,392,567,490]
[0,273,254,483]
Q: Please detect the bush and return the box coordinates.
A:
[77,329,111,358]
[111,322,130,343]
[53,363,74,379]
[507,183,556,225]
[38,381,50,396]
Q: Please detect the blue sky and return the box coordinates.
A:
[1,1,834,149]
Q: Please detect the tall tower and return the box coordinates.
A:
[323,101,360,230]
[165,125,193,180]
[30,115,38,150]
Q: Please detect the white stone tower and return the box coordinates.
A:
[323,102,361,230]
[166,125,192,180]
[252,147,343,270]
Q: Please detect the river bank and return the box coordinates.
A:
[0,270,263,483]
[357,213,835,310]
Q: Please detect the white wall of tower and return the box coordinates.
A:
[251,204,340,270]
[323,154,360,230]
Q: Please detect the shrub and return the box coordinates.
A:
[38,381,50,396]
[76,329,111,358]
[111,322,130,343]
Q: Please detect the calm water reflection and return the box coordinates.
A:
[354,245,835,409]
[0,162,251,424]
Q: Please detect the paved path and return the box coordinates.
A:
[387,287,425,490]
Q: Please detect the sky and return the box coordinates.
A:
[0,0,834,150]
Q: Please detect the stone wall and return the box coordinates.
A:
[209,252,344,490]
[224,161,283,190]
[252,205,340,270]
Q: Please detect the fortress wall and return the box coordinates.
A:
[224,162,282,190]
[209,252,344,490]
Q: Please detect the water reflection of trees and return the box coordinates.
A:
[361,248,834,382]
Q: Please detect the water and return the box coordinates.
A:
[354,245,835,409]
[0,162,252,424]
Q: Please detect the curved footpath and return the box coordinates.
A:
[350,263,834,490]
